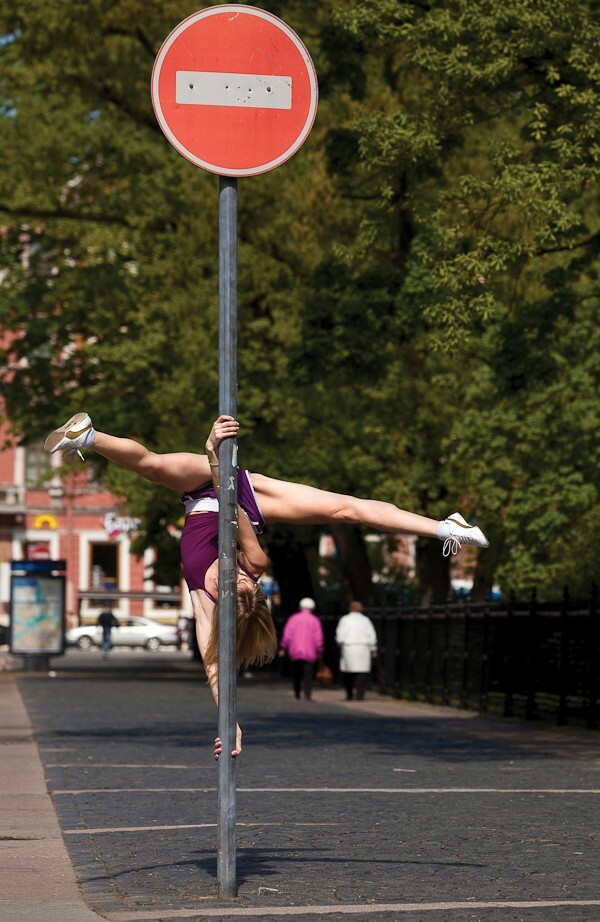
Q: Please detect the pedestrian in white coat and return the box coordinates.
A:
[335,601,378,701]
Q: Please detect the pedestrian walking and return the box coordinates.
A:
[279,598,324,701]
[336,601,378,701]
[97,604,118,659]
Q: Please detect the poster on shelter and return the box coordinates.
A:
[10,575,65,654]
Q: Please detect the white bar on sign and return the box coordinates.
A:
[175,71,292,110]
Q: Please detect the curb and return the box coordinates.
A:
[0,673,106,922]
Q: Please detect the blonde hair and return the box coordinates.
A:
[204,582,278,669]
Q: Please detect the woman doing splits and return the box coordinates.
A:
[45,412,489,757]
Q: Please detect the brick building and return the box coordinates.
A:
[0,423,189,633]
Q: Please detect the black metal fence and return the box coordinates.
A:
[284,587,599,729]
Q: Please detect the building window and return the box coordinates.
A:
[90,542,119,592]
[25,445,51,486]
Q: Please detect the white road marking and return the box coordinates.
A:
[103,899,600,920]
[46,763,198,769]
[52,786,600,795]
[63,822,336,835]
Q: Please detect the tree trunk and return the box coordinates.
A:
[328,522,374,604]
[417,540,450,605]
[470,543,502,602]
[265,525,317,613]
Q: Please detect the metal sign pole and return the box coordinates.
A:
[217,175,238,899]
[152,9,317,903]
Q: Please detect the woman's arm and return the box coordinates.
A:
[236,506,268,578]
[205,415,239,492]
[192,588,243,760]
[315,619,325,657]
[205,415,267,577]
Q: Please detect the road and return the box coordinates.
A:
[2,647,599,921]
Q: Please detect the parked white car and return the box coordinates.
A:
[66,616,178,652]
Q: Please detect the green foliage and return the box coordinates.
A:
[323,0,599,347]
[0,0,598,599]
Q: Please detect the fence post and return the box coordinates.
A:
[525,588,540,720]
[556,586,570,726]
[373,608,386,694]
[503,592,515,718]
[408,603,418,701]
[479,595,491,713]
[586,584,599,730]
[442,595,451,706]
[425,603,434,703]
[460,597,470,709]
[383,611,398,698]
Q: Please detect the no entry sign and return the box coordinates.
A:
[151,5,318,177]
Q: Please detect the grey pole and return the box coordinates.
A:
[217,175,238,898]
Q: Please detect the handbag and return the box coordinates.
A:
[316,663,334,686]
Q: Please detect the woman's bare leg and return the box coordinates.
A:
[44,412,212,491]
[92,431,211,493]
[249,473,439,537]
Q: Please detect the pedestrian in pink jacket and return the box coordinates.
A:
[278,598,324,700]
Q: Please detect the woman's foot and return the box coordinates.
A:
[44,413,95,460]
[438,513,489,556]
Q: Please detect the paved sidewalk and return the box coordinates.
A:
[1,650,600,922]
[0,670,105,922]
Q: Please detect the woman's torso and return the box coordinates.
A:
[179,470,265,599]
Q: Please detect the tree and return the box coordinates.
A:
[303,0,600,599]
[0,1,346,602]
[0,0,598,602]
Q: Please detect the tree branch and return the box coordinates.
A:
[535,230,600,257]
[0,203,129,226]
[98,83,160,133]
[105,26,157,59]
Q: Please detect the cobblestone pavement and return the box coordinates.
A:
[15,650,600,922]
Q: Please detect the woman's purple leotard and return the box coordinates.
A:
[180,469,265,600]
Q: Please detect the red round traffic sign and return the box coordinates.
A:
[151,5,318,177]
